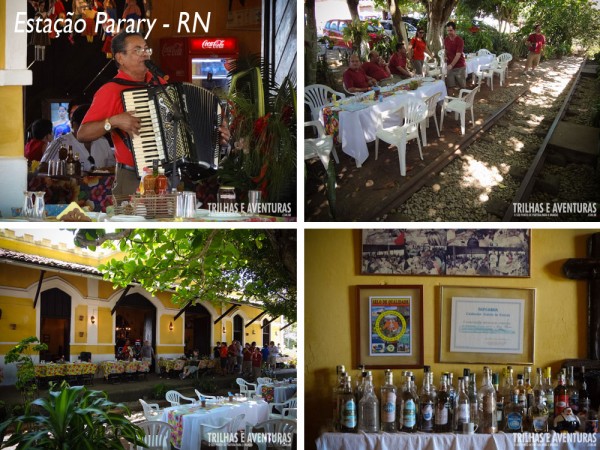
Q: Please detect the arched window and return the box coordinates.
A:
[262,318,271,347]
[233,315,244,345]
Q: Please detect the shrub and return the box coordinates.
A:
[152,382,167,400]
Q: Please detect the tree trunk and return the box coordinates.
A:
[347,0,360,21]
[389,0,407,46]
[423,0,459,56]
[305,0,317,86]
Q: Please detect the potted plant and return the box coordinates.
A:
[0,382,145,449]
[4,336,48,405]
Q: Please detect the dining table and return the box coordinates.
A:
[256,381,297,404]
[161,399,269,449]
[321,78,448,168]
[464,53,496,75]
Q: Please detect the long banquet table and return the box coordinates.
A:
[316,431,600,450]
[322,79,448,167]
[161,399,269,449]
[256,381,297,403]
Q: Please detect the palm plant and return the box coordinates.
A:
[0,382,145,449]
[219,53,296,204]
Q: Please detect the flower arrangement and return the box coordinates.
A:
[218,54,297,203]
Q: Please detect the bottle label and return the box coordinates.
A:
[382,393,396,422]
[555,394,569,415]
[532,415,548,432]
[570,394,579,413]
[435,405,448,425]
[342,400,357,428]
[456,404,469,422]
[422,403,433,421]
[403,399,416,427]
[506,412,522,430]
[483,396,495,413]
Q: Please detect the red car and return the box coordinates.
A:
[322,19,386,50]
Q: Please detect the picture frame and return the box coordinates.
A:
[439,285,536,364]
[356,285,423,369]
[360,229,531,277]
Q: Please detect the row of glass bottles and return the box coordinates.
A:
[332,365,598,434]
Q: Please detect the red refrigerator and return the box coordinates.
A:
[159,37,239,92]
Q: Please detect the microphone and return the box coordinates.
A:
[144,60,169,81]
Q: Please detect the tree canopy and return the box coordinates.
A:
[74,229,296,322]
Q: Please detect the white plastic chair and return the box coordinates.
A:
[165,390,196,407]
[248,419,297,450]
[474,61,497,90]
[341,80,357,96]
[440,85,480,135]
[477,48,492,56]
[304,121,338,170]
[199,413,246,450]
[133,421,172,450]
[304,84,346,121]
[422,92,441,146]
[269,397,298,420]
[139,399,163,422]
[494,53,513,85]
[236,378,257,396]
[374,100,428,177]
[424,54,441,78]
[194,389,216,401]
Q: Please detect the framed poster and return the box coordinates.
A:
[356,285,423,369]
[360,229,531,277]
[439,285,536,364]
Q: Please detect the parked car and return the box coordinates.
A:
[379,20,417,39]
[322,19,386,50]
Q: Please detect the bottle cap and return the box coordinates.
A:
[158,168,165,174]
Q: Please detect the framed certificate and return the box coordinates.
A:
[356,285,423,369]
[439,285,536,364]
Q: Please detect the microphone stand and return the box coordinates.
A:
[146,68,192,192]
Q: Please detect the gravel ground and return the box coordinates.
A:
[377,56,597,222]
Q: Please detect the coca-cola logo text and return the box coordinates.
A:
[201,39,226,49]
[161,42,183,57]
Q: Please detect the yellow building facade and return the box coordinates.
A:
[0,229,284,385]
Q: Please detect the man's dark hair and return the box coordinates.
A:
[70,104,91,127]
[31,119,53,140]
[446,21,457,30]
[111,31,144,67]
[395,42,405,51]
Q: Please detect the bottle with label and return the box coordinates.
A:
[143,166,156,195]
[468,373,479,429]
[355,365,368,404]
[578,366,591,428]
[524,367,534,412]
[339,375,357,432]
[447,372,456,419]
[566,366,579,415]
[501,366,515,424]
[504,391,525,432]
[73,154,82,177]
[493,371,504,431]
[544,367,554,426]
[529,387,549,432]
[401,376,417,432]
[434,373,452,432]
[332,366,346,431]
[419,366,435,432]
[65,146,75,176]
[516,374,527,408]
[454,377,470,432]
[554,371,569,418]
[155,168,168,195]
[380,369,397,432]
[478,367,497,433]
[358,372,379,433]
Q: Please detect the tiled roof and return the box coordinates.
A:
[0,248,101,276]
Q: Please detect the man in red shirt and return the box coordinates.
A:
[343,54,377,93]
[443,21,467,90]
[524,24,546,76]
[362,50,391,82]
[388,42,412,79]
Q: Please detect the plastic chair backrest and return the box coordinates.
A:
[138,421,172,450]
[497,53,513,64]
[424,92,441,118]
[139,399,162,420]
[437,49,445,61]
[477,48,492,56]
[229,413,246,432]
[404,100,428,127]
[253,419,297,436]
[194,389,216,400]
[304,84,345,120]
[256,377,272,385]
[463,86,480,106]
[165,390,194,407]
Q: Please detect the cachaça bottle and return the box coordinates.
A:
[419,366,435,432]
[434,373,452,433]
[478,367,497,433]
[468,373,479,430]
[447,372,456,420]
[543,367,554,425]
[554,371,569,418]
[339,375,357,432]
[493,371,504,431]
[529,385,549,433]
[380,369,397,432]
[332,365,346,431]
[454,377,470,432]
[400,375,418,432]
[578,366,591,428]
[358,372,379,433]
[523,366,534,412]
[503,390,525,433]
[566,366,579,416]
[355,365,368,403]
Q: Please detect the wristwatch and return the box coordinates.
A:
[104,117,112,132]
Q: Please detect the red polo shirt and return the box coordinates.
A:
[389,52,407,76]
[410,37,427,61]
[444,35,466,68]
[527,33,545,53]
[81,70,164,166]
[343,67,371,90]
[362,61,389,81]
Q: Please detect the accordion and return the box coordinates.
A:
[121,82,222,179]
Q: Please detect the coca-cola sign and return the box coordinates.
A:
[201,39,225,49]
[161,42,184,57]
[190,37,238,54]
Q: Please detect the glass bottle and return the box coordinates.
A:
[516,374,527,408]
[435,373,452,433]
[478,367,497,433]
[155,168,168,195]
[504,390,525,433]
[523,367,534,412]
[74,153,82,177]
[501,366,514,424]
[529,388,549,432]
[447,372,456,419]
[358,372,379,433]
[332,366,346,431]
[493,371,504,431]
[419,366,435,432]
[380,369,397,432]
[454,377,470,432]
[468,373,479,429]
[340,375,357,432]
[143,166,156,195]
[544,367,554,425]
[400,376,418,432]
[566,366,579,416]
[65,146,75,176]
[579,366,591,421]
[554,371,569,418]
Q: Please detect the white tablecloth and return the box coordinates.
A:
[329,80,447,167]
[465,54,495,75]
[161,400,269,450]
[316,431,600,450]
[257,383,297,403]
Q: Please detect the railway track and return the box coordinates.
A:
[375,56,599,222]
